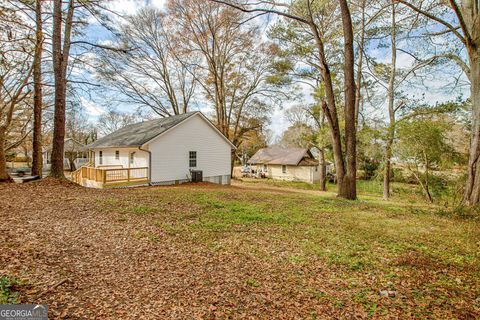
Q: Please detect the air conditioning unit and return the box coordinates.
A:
[191,170,203,183]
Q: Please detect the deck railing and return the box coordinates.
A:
[73,166,149,188]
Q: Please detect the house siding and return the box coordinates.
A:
[266,164,320,184]
[146,114,232,184]
[92,148,149,169]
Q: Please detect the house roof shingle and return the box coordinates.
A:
[44,138,86,153]
[88,112,197,149]
[248,147,318,166]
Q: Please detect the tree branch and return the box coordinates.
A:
[208,0,310,24]
[395,0,466,44]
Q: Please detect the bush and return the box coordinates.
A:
[391,169,420,184]
[435,206,480,220]
[359,158,380,180]
[426,174,450,198]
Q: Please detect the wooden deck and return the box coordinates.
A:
[72,166,149,188]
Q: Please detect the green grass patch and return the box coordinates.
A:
[190,193,296,230]
[128,205,158,215]
[245,278,260,287]
[0,275,21,304]
[95,181,479,316]
[239,178,324,190]
[133,230,160,242]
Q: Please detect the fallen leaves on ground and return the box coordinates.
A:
[0,179,478,319]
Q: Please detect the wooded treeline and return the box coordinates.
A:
[0,0,478,206]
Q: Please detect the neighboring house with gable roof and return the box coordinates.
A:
[73,112,235,188]
[248,147,326,184]
[43,138,88,171]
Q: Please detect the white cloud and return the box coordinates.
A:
[107,0,139,15]
[149,0,166,9]
[268,105,289,141]
[396,52,415,69]
[105,0,166,17]
[81,97,105,116]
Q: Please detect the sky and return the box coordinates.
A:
[77,0,470,139]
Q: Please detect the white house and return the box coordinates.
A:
[43,138,88,171]
[248,147,323,184]
[73,112,235,188]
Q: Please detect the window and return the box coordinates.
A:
[115,150,120,160]
[189,151,197,168]
[263,164,267,171]
[315,166,318,172]
[282,165,287,173]
[130,152,135,165]
[99,151,103,165]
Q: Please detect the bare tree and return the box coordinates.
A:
[383,1,398,200]
[0,7,34,182]
[31,0,44,177]
[97,7,198,117]
[97,108,143,136]
[396,0,479,205]
[210,0,358,199]
[170,0,279,172]
[283,104,329,191]
[49,0,75,178]
[49,0,120,178]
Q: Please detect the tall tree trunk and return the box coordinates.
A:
[0,128,13,182]
[423,153,433,203]
[230,149,235,176]
[319,149,327,191]
[338,0,357,200]
[308,16,346,192]
[321,100,345,188]
[383,138,394,199]
[464,47,480,205]
[354,0,366,125]
[68,156,76,172]
[50,0,65,178]
[424,172,433,203]
[383,2,397,200]
[50,0,74,178]
[31,0,43,178]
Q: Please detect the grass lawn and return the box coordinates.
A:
[0,179,479,318]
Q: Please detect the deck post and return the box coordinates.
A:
[127,168,131,182]
[103,170,107,185]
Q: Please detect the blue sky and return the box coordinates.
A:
[76,0,470,138]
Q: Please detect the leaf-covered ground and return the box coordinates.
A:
[0,179,479,319]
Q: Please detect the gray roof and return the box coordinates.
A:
[64,138,87,152]
[88,112,197,149]
[44,138,86,153]
[248,147,318,166]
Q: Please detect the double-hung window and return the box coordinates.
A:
[189,151,197,168]
[115,150,120,160]
[99,151,103,165]
[282,165,287,173]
